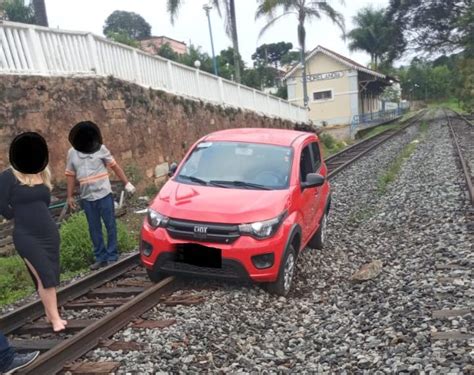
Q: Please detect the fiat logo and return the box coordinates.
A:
[194,226,208,234]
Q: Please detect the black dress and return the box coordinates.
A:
[0,168,60,289]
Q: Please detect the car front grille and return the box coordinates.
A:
[166,218,240,244]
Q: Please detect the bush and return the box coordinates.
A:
[60,212,138,272]
[0,256,34,306]
[320,133,336,149]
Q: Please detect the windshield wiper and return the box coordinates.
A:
[179,175,209,186]
[209,180,271,190]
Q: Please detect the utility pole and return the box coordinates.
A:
[203,3,218,76]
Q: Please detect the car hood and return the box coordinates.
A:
[150,180,289,224]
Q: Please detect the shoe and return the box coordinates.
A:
[90,261,108,270]
[4,351,40,374]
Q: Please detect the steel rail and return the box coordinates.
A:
[0,252,140,334]
[18,276,175,374]
[444,110,474,205]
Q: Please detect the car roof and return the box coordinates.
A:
[203,128,315,147]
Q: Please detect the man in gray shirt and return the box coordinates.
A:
[66,121,135,270]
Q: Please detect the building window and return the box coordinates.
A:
[313,90,333,101]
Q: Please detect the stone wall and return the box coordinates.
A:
[0,75,310,191]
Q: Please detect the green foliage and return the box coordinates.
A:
[103,10,151,40]
[156,43,179,61]
[319,133,347,157]
[252,42,293,68]
[106,31,140,48]
[60,212,137,272]
[274,86,288,100]
[378,141,418,194]
[387,0,471,55]
[0,256,34,306]
[348,6,404,69]
[124,163,143,185]
[2,0,35,24]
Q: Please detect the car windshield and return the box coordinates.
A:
[176,141,293,190]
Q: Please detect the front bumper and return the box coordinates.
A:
[140,221,289,282]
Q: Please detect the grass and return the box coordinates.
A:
[0,214,138,307]
[319,132,351,157]
[377,141,419,194]
[428,98,466,114]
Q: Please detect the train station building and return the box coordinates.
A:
[284,45,397,134]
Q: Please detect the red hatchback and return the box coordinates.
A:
[140,128,331,295]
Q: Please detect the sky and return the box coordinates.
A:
[46,0,392,68]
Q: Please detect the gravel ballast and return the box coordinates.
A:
[83,110,472,373]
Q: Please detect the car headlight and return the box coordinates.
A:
[147,209,169,229]
[239,212,286,239]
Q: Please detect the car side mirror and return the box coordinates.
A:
[302,173,325,189]
[168,162,178,177]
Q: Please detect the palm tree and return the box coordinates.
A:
[256,0,345,107]
[167,0,241,83]
[32,0,48,26]
[347,7,391,70]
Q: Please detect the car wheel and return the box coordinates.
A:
[146,268,163,283]
[266,245,296,296]
[309,212,327,250]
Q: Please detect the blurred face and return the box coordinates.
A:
[9,132,48,174]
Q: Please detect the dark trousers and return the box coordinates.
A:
[81,193,118,263]
[0,332,14,372]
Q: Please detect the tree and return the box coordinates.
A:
[387,0,471,55]
[32,0,47,26]
[256,0,345,107]
[167,0,242,83]
[107,32,140,48]
[103,10,151,40]
[155,43,180,61]
[252,42,293,68]
[280,50,300,66]
[2,0,35,24]
[347,6,403,69]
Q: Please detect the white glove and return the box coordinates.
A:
[125,182,136,194]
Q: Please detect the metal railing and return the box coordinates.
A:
[350,106,410,136]
[0,21,308,123]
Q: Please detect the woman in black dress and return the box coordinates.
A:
[0,133,67,332]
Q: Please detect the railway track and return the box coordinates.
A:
[429,109,473,359]
[0,111,428,373]
[325,110,426,178]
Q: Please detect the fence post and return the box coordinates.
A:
[278,98,283,117]
[167,61,175,93]
[218,77,225,103]
[27,26,47,73]
[237,84,242,109]
[253,89,257,112]
[86,34,101,75]
[132,50,142,84]
[195,69,201,98]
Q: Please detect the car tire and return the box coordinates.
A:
[146,268,163,283]
[309,212,327,250]
[266,244,296,296]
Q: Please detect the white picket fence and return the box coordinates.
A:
[0,21,308,123]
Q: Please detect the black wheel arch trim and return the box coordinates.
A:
[284,223,302,254]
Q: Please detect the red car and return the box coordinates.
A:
[140,128,331,295]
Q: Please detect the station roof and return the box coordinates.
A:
[284,45,390,81]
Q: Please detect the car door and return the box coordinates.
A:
[299,143,317,244]
[309,141,325,234]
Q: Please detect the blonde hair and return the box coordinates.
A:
[11,166,53,191]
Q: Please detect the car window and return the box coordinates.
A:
[300,145,313,182]
[177,141,293,190]
[310,142,322,171]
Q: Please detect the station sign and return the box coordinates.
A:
[304,70,345,82]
